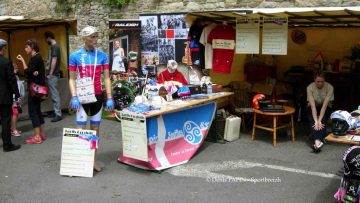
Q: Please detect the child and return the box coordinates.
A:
[11,64,25,136]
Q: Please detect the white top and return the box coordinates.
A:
[112,48,125,72]
[199,23,217,70]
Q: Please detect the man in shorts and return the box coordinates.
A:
[68,26,114,172]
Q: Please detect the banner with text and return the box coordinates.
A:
[60,128,97,178]
[236,18,260,54]
[262,17,288,55]
[118,102,216,170]
[109,19,141,72]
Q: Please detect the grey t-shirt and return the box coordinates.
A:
[47,44,61,76]
[307,81,334,108]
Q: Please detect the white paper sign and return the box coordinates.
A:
[352,136,360,142]
[60,128,96,178]
[262,17,288,55]
[212,39,235,50]
[120,111,148,161]
[76,77,97,104]
[236,18,260,54]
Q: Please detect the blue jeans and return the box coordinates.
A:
[28,96,44,128]
[47,75,61,117]
[307,106,332,141]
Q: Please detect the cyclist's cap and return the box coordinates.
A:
[0,39,7,48]
[80,26,98,37]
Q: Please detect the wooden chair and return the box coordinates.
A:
[227,81,253,132]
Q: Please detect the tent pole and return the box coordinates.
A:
[66,24,70,78]
[6,31,11,60]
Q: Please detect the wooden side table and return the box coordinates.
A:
[251,106,296,147]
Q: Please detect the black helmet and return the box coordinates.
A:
[112,85,134,110]
[331,110,353,136]
[332,118,350,136]
[343,146,360,179]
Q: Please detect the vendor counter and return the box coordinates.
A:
[118,92,233,170]
[19,78,71,119]
[325,133,360,145]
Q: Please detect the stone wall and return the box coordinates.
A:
[0,0,115,53]
[1,0,360,55]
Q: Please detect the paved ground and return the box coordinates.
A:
[0,113,348,203]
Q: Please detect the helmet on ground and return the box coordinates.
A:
[343,146,360,179]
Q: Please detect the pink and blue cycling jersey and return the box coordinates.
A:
[69,48,109,95]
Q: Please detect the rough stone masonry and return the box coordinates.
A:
[0,0,359,54]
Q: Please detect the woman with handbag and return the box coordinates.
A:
[16,39,46,144]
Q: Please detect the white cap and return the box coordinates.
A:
[0,39,7,48]
[80,26,98,37]
[167,60,178,70]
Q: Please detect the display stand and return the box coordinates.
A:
[60,128,97,178]
[118,92,233,170]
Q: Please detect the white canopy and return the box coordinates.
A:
[186,7,360,27]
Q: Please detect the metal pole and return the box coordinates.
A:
[66,24,70,78]
[6,31,11,60]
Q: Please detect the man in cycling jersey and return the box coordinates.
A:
[68,26,114,172]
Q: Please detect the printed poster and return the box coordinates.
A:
[118,102,216,170]
[109,19,142,72]
[120,112,148,162]
[60,128,97,178]
[140,14,188,65]
[236,18,260,54]
[262,17,288,55]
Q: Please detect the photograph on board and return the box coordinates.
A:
[159,14,187,30]
[159,38,175,64]
[140,16,158,35]
[141,35,158,53]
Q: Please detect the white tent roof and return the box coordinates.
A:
[186,7,360,27]
[251,7,360,14]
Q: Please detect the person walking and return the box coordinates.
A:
[44,31,62,122]
[0,39,21,152]
[17,39,46,144]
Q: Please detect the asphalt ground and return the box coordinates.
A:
[0,114,348,203]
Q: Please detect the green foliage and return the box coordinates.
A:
[55,0,72,13]
[106,0,137,8]
[55,0,136,14]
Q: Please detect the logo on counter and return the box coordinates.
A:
[183,121,203,145]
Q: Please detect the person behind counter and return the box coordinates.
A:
[307,71,334,153]
[157,60,188,86]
